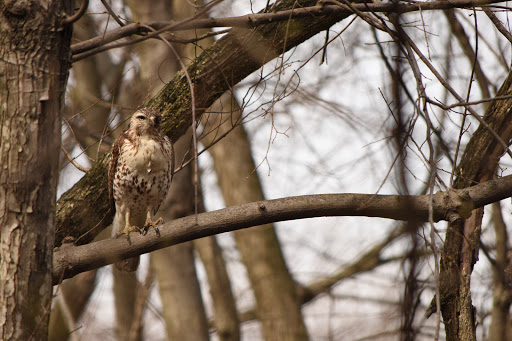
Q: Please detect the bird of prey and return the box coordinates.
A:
[108,107,174,272]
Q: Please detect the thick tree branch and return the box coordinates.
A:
[53,174,512,284]
[55,0,509,250]
[55,0,355,247]
[71,0,504,59]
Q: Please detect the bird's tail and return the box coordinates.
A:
[114,257,140,272]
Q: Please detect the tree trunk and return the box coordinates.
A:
[194,236,240,341]
[488,202,512,341]
[0,1,72,340]
[151,133,209,341]
[49,270,97,341]
[203,95,309,341]
[440,69,512,340]
[113,270,142,341]
[50,15,111,339]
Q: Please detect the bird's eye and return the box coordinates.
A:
[154,116,162,125]
[136,115,146,120]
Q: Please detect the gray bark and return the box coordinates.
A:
[441,69,512,341]
[0,1,73,340]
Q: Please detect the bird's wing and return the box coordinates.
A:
[108,132,125,213]
[169,136,175,181]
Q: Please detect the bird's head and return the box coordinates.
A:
[129,107,163,136]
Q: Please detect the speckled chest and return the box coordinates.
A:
[113,134,173,212]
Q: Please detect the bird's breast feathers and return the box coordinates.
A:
[122,135,172,174]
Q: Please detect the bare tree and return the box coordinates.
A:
[4,0,512,340]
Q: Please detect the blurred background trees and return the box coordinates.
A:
[3,0,512,340]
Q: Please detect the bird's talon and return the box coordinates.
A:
[141,218,163,237]
[115,226,141,244]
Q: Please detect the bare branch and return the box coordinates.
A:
[62,0,89,25]
[53,174,512,284]
[100,0,125,27]
[70,0,505,58]
[484,8,512,44]
[60,145,90,173]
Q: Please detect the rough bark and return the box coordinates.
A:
[54,0,352,247]
[203,97,308,340]
[0,1,72,340]
[49,14,110,339]
[440,69,512,340]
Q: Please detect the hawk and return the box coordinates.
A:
[108,107,174,272]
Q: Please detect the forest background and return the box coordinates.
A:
[2,0,512,340]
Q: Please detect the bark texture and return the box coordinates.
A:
[0,1,72,340]
[440,69,512,340]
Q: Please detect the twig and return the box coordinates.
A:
[397,28,442,338]
[101,0,125,27]
[62,0,89,25]
[484,8,512,44]
[57,292,81,341]
[60,145,91,173]
[399,27,512,160]
[427,94,512,110]
[70,0,504,57]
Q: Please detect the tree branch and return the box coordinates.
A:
[53,173,512,284]
[70,0,505,59]
[55,0,355,248]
